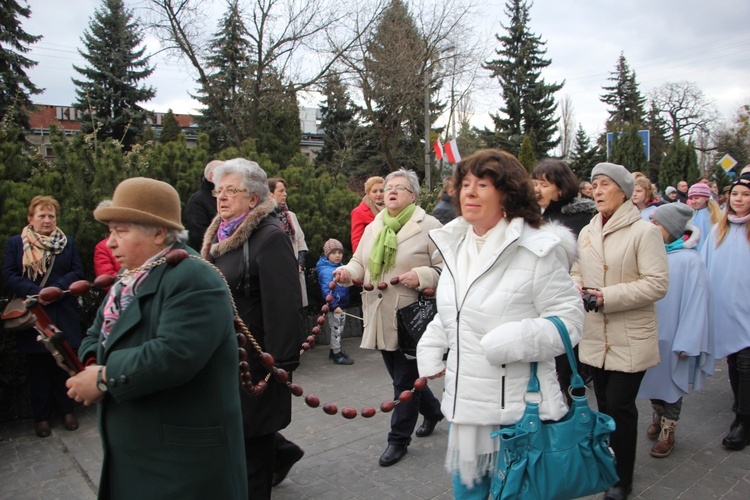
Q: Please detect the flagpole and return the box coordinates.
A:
[424,68,431,190]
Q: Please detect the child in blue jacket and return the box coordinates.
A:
[316,239,353,365]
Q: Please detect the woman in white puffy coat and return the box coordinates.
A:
[417,149,584,498]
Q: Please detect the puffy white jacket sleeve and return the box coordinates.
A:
[480,252,585,365]
[417,313,449,379]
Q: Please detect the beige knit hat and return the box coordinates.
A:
[94,177,184,230]
[323,238,344,257]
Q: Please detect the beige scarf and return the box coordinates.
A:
[21,225,67,281]
[363,195,384,217]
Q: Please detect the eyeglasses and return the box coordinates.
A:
[211,187,248,197]
[383,186,413,194]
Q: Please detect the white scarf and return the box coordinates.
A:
[448,219,509,487]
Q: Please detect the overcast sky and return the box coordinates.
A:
[21,0,750,142]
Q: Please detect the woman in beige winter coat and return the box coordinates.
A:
[334,168,444,468]
[571,162,668,500]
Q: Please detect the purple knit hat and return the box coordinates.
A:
[688,183,712,199]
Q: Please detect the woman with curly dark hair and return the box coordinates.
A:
[417,149,584,497]
[532,159,596,402]
[532,159,596,237]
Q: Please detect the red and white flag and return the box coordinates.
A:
[433,139,444,160]
[444,139,461,163]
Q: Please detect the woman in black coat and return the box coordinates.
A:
[532,159,596,237]
[2,196,84,437]
[201,158,305,499]
[532,159,596,400]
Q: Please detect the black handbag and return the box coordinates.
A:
[396,293,437,356]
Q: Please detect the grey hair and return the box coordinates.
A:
[385,168,421,198]
[204,160,224,181]
[213,158,270,201]
[130,223,188,245]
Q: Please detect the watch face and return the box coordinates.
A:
[96,368,108,392]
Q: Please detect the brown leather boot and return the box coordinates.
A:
[650,417,677,458]
[646,404,664,440]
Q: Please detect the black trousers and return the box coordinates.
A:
[26,352,75,422]
[380,349,443,446]
[727,346,750,418]
[244,433,275,500]
[274,432,303,471]
[590,367,645,489]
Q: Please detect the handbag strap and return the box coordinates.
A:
[39,255,56,288]
[546,316,585,391]
[524,317,584,396]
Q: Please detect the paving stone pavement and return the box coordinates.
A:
[1,338,748,499]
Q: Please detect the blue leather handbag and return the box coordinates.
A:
[489,316,619,500]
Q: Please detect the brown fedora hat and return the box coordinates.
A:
[94,177,184,230]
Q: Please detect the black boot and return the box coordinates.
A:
[722,416,750,450]
[415,416,443,437]
[378,444,407,466]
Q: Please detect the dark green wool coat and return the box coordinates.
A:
[79,243,247,500]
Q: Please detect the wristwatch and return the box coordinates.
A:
[96,366,109,393]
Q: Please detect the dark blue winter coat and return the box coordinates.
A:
[3,234,84,353]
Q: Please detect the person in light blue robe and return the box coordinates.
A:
[639,205,714,458]
[702,173,750,451]
[687,182,721,252]
[690,206,713,252]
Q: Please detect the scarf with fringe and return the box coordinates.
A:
[21,225,67,281]
[274,203,295,237]
[100,246,173,346]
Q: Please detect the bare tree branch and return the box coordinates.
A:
[143,0,380,146]
[649,81,720,141]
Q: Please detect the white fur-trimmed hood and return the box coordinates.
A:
[536,220,579,269]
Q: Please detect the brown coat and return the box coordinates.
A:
[571,201,668,373]
[340,206,442,350]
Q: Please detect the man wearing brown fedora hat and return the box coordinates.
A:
[66,177,247,499]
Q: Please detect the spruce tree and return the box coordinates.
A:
[159,109,183,144]
[610,125,647,173]
[600,53,646,130]
[72,0,155,150]
[359,0,429,173]
[643,101,669,183]
[518,135,537,172]
[569,126,602,181]
[254,71,301,168]
[195,0,254,153]
[0,0,42,129]
[315,73,362,174]
[483,0,563,157]
[658,138,698,190]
